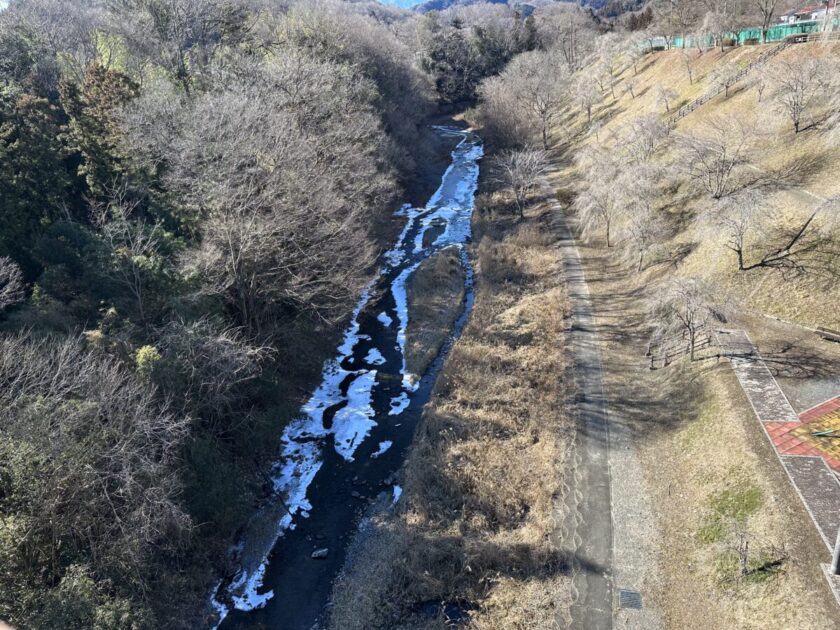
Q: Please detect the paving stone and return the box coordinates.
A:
[781,456,840,549]
[722,331,840,554]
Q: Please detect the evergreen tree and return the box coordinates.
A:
[0,89,70,276]
[60,66,139,203]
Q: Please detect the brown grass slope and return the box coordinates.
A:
[556,41,840,329]
[547,41,840,628]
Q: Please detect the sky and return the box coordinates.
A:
[377,0,423,8]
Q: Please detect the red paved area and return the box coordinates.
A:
[801,397,840,422]
[766,396,840,473]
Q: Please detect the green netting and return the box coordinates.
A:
[671,19,837,48]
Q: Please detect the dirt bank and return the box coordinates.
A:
[405,247,467,381]
[328,184,573,629]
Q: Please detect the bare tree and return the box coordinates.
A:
[626,41,646,76]
[594,60,614,100]
[657,85,679,112]
[648,276,722,360]
[573,75,601,124]
[675,116,758,199]
[152,318,271,435]
[681,48,696,84]
[708,193,840,275]
[575,146,624,247]
[755,73,768,102]
[0,257,25,312]
[536,3,596,71]
[709,62,742,97]
[652,0,701,48]
[480,50,570,150]
[594,33,626,101]
[3,0,104,85]
[754,0,781,43]
[701,0,750,50]
[768,57,834,133]
[625,211,669,271]
[491,148,548,219]
[615,114,672,162]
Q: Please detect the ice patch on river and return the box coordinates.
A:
[332,370,378,461]
[371,440,393,458]
[392,261,422,392]
[389,392,410,416]
[230,564,272,611]
[365,348,386,365]
[211,128,482,625]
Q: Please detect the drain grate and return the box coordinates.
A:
[618,589,643,610]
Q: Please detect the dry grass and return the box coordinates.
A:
[328,193,572,629]
[405,247,466,380]
[556,41,840,329]
[544,41,840,628]
[570,236,840,629]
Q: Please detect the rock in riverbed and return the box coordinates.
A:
[311,548,329,559]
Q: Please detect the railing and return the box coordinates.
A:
[646,324,721,369]
[666,39,792,126]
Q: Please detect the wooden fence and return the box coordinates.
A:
[646,324,721,369]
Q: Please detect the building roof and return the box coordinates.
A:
[793,3,826,14]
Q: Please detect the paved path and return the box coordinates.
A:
[718,329,840,551]
[551,198,614,630]
[548,187,664,629]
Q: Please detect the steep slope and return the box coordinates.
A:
[558,41,840,328]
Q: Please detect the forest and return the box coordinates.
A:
[2,0,840,627]
[0,0,544,626]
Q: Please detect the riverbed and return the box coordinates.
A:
[210,127,483,629]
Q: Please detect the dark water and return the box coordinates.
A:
[212,127,483,629]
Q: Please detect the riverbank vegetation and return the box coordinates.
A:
[0,0,583,625]
[329,170,572,630]
[404,247,467,380]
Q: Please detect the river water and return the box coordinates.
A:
[211,127,483,629]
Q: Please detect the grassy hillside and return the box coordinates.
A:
[553,41,840,329]
[546,40,840,628]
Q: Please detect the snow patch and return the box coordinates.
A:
[230,563,273,611]
[332,370,378,461]
[377,311,393,326]
[392,485,403,504]
[388,392,410,416]
[384,206,419,267]
[371,440,393,458]
[364,348,386,366]
[209,582,229,629]
[392,261,421,388]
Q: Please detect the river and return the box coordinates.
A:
[211,126,483,629]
